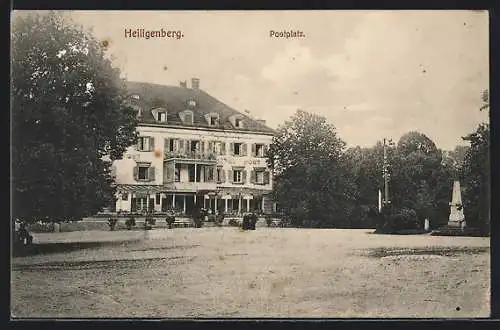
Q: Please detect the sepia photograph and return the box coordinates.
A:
[11,10,490,318]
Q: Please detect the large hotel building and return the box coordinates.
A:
[111,78,276,216]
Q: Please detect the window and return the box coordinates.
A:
[138,166,149,180]
[206,167,214,182]
[235,118,242,128]
[190,140,200,152]
[188,100,196,108]
[210,115,218,126]
[174,164,180,182]
[215,142,226,155]
[166,138,178,152]
[216,167,226,183]
[255,144,264,157]
[180,110,194,125]
[234,143,242,156]
[256,171,264,184]
[121,193,128,201]
[185,112,193,124]
[155,193,161,204]
[251,169,269,185]
[137,136,154,152]
[157,112,167,122]
[233,170,243,183]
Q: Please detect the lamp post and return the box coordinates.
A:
[382,138,391,209]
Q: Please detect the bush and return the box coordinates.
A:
[125,217,136,230]
[144,215,155,230]
[242,213,257,230]
[107,218,118,231]
[377,207,419,233]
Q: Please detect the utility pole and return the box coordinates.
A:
[383,138,390,207]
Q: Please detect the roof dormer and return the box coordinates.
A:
[179,109,194,125]
[151,107,167,123]
[229,114,245,129]
[204,112,220,126]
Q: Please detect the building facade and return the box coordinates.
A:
[112,78,276,216]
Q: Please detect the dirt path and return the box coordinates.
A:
[11,228,490,318]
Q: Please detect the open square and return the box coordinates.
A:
[11,228,490,318]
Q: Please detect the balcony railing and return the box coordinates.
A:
[166,181,217,192]
[164,150,217,161]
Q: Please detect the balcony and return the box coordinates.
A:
[164,150,217,164]
[165,181,217,192]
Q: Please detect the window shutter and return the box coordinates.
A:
[264,171,270,184]
[242,143,248,157]
[228,170,234,183]
[186,140,191,153]
[179,139,184,151]
[264,145,269,157]
[200,141,205,153]
[149,137,155,151]
[203,166,208,181]
[173,139,179,152]
[230,143,235,155]
[242,170,247,183]
[220,169,226,183]
[148,167,155,182]
[251,144,256,157]
[208,141,213,153]
[221,142,226,155]
[250,170,256,184]
[164,138,170,153]
[136,138,142,151]
[133,166,138,181]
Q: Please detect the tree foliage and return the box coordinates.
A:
[268,109,467,229]
[460,123,490,231]
[12,12,138,223]
[267,110,356,227]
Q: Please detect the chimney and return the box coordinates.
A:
[179,81,187,88]
[191,77,200,90]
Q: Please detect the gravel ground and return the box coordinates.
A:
[11,228,490,318]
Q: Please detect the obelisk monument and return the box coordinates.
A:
[448,180,465,228]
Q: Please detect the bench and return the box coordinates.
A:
[172,218,194,228]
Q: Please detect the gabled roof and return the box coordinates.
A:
[126,81,275,135]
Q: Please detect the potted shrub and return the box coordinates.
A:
[125,216,136,230]
[144,214,155,230]
[265,215,272,227]
[166,213,175,229]
[107,218,118,231]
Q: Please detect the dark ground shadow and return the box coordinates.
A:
[368,246,490,258]
[12,240,141,258]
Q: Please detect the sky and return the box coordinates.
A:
[19,10,490,150]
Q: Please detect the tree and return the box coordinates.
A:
[459,89,490,232]
[460,123,490,231]
[12,12,138,223]
[267,110,355,227]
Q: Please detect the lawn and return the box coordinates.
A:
[11,228,490,318]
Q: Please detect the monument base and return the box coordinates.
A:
[447,221,463,228]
